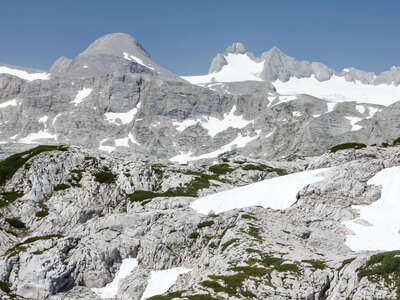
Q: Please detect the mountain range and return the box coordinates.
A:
[1,33,400,300]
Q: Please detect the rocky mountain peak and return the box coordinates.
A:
[224,42,247,54]
[79,32,150,58]
[261,46,287,59]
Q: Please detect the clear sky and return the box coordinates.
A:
[0,0,399,75]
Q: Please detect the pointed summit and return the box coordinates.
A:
[50,33,180,80]
[261,46,288,59]
[80,33,150,58]
[224,42,247,54]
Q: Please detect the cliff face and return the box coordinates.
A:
[1,33,400,164]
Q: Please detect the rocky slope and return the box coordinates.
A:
[0,33,400,163]
[0,144,400,299]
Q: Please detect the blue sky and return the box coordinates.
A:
[0,1,399,75]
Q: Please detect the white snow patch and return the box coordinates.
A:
[292,111,302,117]
[366,106,381,118]
[71,88,92,106]
[92,258,138,299]
[173,106,253,136]
[343,167,400,251]
[19,131,56,144]
[0,99,18,108]
[99,138,115,153]
[344,116,363,131]
[273,75,400,106]
[123,52,155,70]
[19,115,56,143]
[182,53,264,85]
[170,131,260,164]
[326,102,336,113]
[140,267,191,300]
[105,103,141,125]
[39,116,48,123]
[115,132,139,147]
[356,105,366,114]
[191,168,330,214]
[0,66,50,81]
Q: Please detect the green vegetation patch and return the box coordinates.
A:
[245,225,263,241]
[357,250,400,297]
[5,217,26,229]
[330,142,367,153]
[5,234,63,257]
[53,183,70,191]
[241,164,288,176]
[0,281,11,293]
[35,201,49,219]
[338,257,356,272]
[301,259,327,270]
[220,238,239,252]
[0,191,23,208]
[207,266,269,296]
[189,232,200,239]
[147,291,184,300]
[209,164,234,175]
[92,170,117,184]
[128,171,222,203]
[0,145,68,185]
[197,220,215,229]
[241,213,258,221]
[393,137,400,146]
[187,295,221,300]
[245,249,300,275]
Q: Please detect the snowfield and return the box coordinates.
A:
[273,75,400,106]
[182,53,264,84]
[172,105,253,137]
[0,66,50,81]
[140,267,191,300]
[170,131,260,164]
[105,103,141,125]
[182,54,400,106]
[0,99,18,108]
[343,166,400,251]
[190,168,330,214]
[92,258,138,299]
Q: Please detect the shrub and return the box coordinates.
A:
[330,142,366,153]
[221,238,239,252]
[5,217,26,229]
[147,291,184,300]
[93,171,117,184]
[302,259,327,270]
[53,183,70,191]
[5,234,63,256]
[35,202,49,219]
[358,250,400,279]
[0,191,23,208]
[128,172,222,202]
[0,281,11,293]
[197,220,214,229]
[209,164,234,175]
[189,232,200,239]
[242,164,269,171]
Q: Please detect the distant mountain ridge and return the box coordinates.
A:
[183,42,400,105]
[206,42,400,85]
[0,33,400,162]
